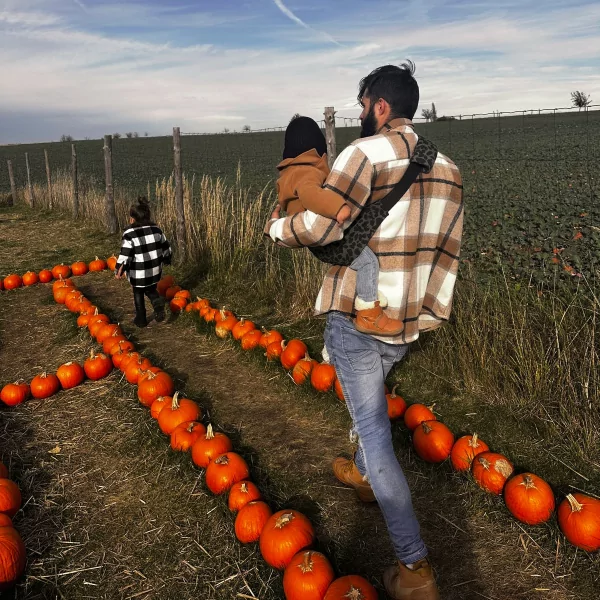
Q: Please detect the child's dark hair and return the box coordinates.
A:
[129,196,154,226]
[283,116,327,160]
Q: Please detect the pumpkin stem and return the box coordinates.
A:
[239,317,245,325]
[206,424,215,439]
[186,422,196,432]
[421,421,433,434]
[469,433,479,448]
[346,586,364,600]
[299,551,314,574]
[240,482,248,493]
[41,372,47,378]
[520,474,536,489]
[89,349,95,360]
[478,456,491,471]
[220,308,226,319]
[171,391,180,409]
[281,340,286,350]
[215,454,229,465]
[65,362,73,366]
[391,384,399,397]
[427,402,436,412]
[566,493,584,513]
[274,512,294,529]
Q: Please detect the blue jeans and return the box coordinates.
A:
[350,246,379,303]
[324,311,428,565]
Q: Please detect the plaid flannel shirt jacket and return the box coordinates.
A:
[266,118,464,345]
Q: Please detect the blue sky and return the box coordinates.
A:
[0,0,599,143]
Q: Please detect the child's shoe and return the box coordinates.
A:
[354,298,404,336]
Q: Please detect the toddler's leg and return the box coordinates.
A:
[350,247,404,336]
[132,287,148,327]
[145,284,165,322]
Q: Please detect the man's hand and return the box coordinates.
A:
[335,204,352,226]
[115,265,124,280]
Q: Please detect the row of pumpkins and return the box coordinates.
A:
[0,259,117,589]
[160,274,600,555]
[0,275,380,599]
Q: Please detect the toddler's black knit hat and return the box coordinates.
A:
[283,116,327,160]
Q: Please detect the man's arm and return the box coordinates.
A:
[266,145,373,248]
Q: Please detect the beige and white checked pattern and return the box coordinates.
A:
[267,118,464,344]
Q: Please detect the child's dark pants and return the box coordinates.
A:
[132,284,165,327]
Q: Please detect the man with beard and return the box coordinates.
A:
[265,62,463,600]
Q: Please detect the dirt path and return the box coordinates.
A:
[1,207,596,599]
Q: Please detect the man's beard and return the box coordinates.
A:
[360,104,378,138]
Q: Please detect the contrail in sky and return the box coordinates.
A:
[272,0,342,46]
[73,0,87,10]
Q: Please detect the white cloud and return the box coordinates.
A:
[0,1,599,142]
[272,0,342,46]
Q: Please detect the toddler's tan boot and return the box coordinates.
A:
[354,298,404,336]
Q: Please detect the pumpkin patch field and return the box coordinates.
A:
[1,207,599,599]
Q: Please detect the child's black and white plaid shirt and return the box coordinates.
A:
[115,224,172,288]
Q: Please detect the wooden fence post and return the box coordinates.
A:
[173,126,186,257]
[71,144,79,219]
[324,106,337,169]
[25,152,35,208]
[103,135,118,234]
[7,161,16,207]
[44,150,53,209]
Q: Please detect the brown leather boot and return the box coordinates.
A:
[354,299,404,336]
[332,456,376,503]
[383,558,440,600]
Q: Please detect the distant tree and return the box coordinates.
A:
[222,127,230,134]
[571,91,592,110]
[290,113,301,122]
[242,124,251,133]
[437,115,456,121]
[112,132,121,139]
[430,102,438,122]
[133,132,139,138]
[125,132,133,138]
[144,132,149,137]
[421,108,433,122]
[60,134,74,142]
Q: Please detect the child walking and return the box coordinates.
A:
[115,197,172,327]
[276,116,404,336]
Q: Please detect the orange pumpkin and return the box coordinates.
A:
[292,353,317,386]
[56,362,85,389]
[450,434,489,472]
[83,350,113,381]
[228,481,262,512]
[52,276,74,292]
[88,256,106,271]
[215,313,239,338]
[157,276,175,296]
[232,318,256,341]
[51,264,71,279]
[240,329,263,351]
[265,340,284,362]
[106,255,118,271]
[108,340,135,357]
[158,392,202,435]
[150,396,171,420]
[471,452,514,495]
[2,275,22,290]
[170,421,206,452]
[95,323,122,344]
[22,271,39,286]
[403,403,436,431]
[260,510,315,570]
[30,372,61,399]
[169,297,188,313]
[386,385,407,420]
[38,269,53,283]
[112,350,137,370]
[280,339,308,371]
[283,551,335,600]
[71,261,88,276]
[174,289,191,301]
[0,479,21,518]
[102,333,128,355]
[205,452,250,495]
[557,493,600,551]
[324,575,378,600]
[334,377,345,402]
[0,523,26,589]
[165,286,182,301]
[191,424,233,468]
[259,328,283,349]
[124,356,152,384]
[412,421,454,463]
[235,501,272,544]
[137,371,174,407]
[310,362,336,392]
[504,473,555,525]
[0,381,30,407]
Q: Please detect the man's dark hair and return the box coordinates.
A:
[358,61,419,120]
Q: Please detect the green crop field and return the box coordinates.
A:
[2,110,600,287]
